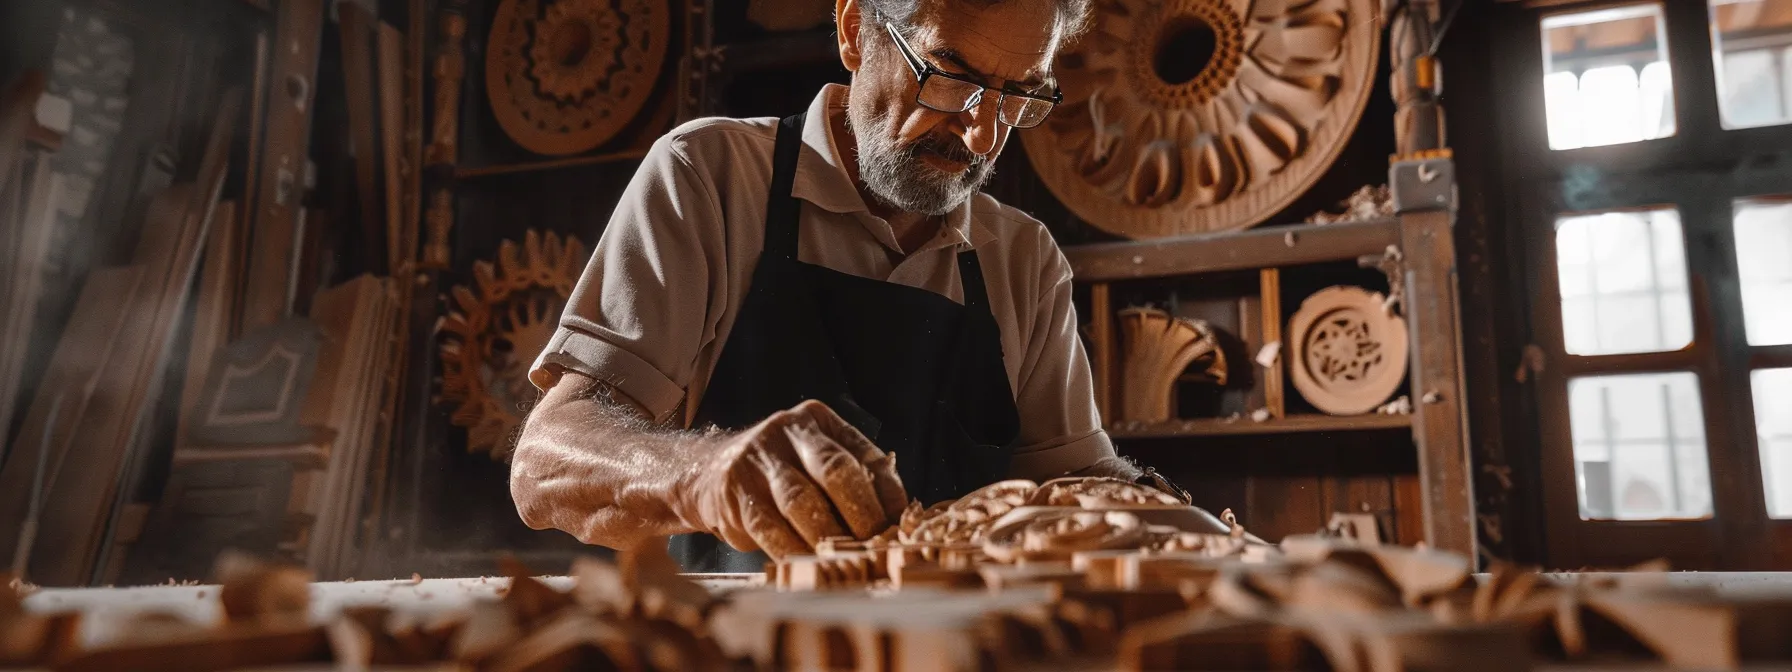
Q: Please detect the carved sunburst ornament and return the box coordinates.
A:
[1023,0,1381,238]
[486,0,669,155]
[438,230,589,459]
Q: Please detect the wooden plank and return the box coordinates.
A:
[1259,269,1284,419]
[1400,209,1477,559]
[234,29,270,340]
[1090,283,1112,424]
[242,0,327,330]
[338,1,386,274]
[1393,474,1425,547]
[0,70,45,197]
[177,202,240,448]
[377,22,406,275]
[1063,219,1402,282]
[452,149,651,179]
[0,154,59,450]
[41,90,240,586]
[1108,413,1411,439]
[0,267,142,575]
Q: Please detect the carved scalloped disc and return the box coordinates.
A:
[1022,0,1380,238]
[438,230,590,459]
[486,0,669,155]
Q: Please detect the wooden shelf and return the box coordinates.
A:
[1107,413,1413,439]
[454,149,651,179]
[1063,218,1400,282]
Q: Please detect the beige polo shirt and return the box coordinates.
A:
[528,83,1114,480]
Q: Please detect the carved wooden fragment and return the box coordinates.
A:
[1023,0,1382,238]
[1117,307,1227,423]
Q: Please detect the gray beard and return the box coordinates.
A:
[847,102,996,216]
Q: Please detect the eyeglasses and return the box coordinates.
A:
[882,22,1062,129]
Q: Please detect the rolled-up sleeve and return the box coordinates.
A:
[529,134,723,425]
[1006,245,1117,481]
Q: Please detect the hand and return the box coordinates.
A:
[671,400,908,559]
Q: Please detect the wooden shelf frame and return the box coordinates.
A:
[1108,413,1413,439]
[1070,158,1476,559]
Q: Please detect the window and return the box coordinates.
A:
[1732,198,1792,346]
[1554,208,1693,356]
[1542,4,1677,149]
[1757,368,1792,518]
[1511,0,1792,567]
[1710,0,1792,129]
[1569,372,1713,520]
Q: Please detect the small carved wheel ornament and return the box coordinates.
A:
[439,230,589,458]
[486,0,669,155]
[1286,285,1408,416]
[1022,0,1380,238]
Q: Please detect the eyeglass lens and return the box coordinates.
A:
[917,77,1053,128]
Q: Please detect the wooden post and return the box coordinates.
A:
[1259,269,1284,419]
[1090,283,1113,424]
[1392,157,1474,560]
[1389,0,1445,158]
[421,0,469,270]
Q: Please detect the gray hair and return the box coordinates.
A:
[859,0,1093,48]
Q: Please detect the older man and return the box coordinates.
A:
[511,0,1181,572]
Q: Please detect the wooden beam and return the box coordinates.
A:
[1063,219,1401,282]
[1400,209,1477,560]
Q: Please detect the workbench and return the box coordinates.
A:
[20,571,1792,652]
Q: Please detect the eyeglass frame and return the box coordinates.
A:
[881,22,1063,129]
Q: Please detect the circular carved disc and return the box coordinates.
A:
[486,0,669,155]
[1022,0,1381,238]
[1287,286,1408,416]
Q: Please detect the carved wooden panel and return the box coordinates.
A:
[1022,0,1381,238]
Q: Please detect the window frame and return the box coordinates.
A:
[1497,0,1792,569]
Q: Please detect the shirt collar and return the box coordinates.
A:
[793,84,986,251]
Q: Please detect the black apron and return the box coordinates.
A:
[668,112,1021,573]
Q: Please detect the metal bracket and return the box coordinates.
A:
[1389,157,1457,214]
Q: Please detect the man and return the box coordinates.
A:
[511,0,1180,572]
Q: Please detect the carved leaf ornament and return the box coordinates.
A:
[1023,0,1380,238]
[438,230,589,458]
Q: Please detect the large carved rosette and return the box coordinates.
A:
[485,0,669,155]
[438,230,590,458]
[1023,0,1380,238]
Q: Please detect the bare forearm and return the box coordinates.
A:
[1072,455,1144,482]
[509,374,713,549]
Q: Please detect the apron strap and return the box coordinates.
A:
[763,113,807,262]
[957,249,995,321]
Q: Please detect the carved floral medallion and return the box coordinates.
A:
[1023,0,1381,238]
[486,0,669,155]
[438,230,588,458]
[1286,285,1408,416]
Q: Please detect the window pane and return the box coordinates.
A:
[1569,372,1713,521]
[1555,208,1694,355]
[1541,4,1677,150]
[1758,369,1792,518]
[1709,0,1792,129]
[1733,199,1792,345]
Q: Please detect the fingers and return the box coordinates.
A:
[727,464,808,559]
[785,425,887,539]
[863,453,907,525]
[789,400,910,523]
[747,447,845,547]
